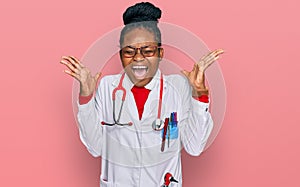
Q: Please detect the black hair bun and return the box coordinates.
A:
[123,2,162,25]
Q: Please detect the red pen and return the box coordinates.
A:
[161,118,169,152]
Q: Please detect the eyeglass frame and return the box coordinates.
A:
[120,45,162,58]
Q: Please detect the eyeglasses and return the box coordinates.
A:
[121,45,160,58]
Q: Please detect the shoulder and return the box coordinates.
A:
[98,74,122,86]
[96,74,121,93]
[163,74,191,95]
[100,74,121,83]
[164,74,189,88]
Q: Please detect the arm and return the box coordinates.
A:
[77,84,104,157]
[179,78,213,156]
[60,55,102,157]
[180,49,224,156]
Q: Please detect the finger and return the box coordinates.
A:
[200,49,224,62]
[95,72,102,82]
[202,54,215,64]
[203,56,220,70]
[181,70,189,78]
[60,59,80,74]
[202,50,222,65]
[64,70,80,80]
[200,50,216,61]
[61,55,74,63]
[209,49,224,59]
[61,56,78,70]
[62,56,82,70]
[196,68,205,83]
[63,56,81,69]
[196,59,206,71]
[200,53,210,62]
[69,56,84,68]
[214,49,225,56]
[206,50,221,60]
[194,62,199,77]
[192,62,197,71]
[207,55,220,64]
[190,64,197,80]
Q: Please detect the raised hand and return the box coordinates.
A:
[181,49,224,96]
[60,56,101,96]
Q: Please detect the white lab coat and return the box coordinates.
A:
[77,69,213,187]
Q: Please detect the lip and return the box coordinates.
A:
[131,65,148,80]
[132,65,148,69]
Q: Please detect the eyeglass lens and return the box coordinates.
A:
[121,46,158,58]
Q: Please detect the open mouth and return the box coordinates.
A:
[132,65,148,79]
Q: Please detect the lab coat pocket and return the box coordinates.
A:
[161,126,178,139]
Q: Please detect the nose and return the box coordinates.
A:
[133,48,145,62]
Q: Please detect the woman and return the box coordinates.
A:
[61,2,223,187]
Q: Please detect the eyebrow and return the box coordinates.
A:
[126,45,151,49]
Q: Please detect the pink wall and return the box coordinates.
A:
[1,0,299,186]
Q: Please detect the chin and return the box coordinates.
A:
[133,77,152,87]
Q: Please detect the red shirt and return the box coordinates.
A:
[79,87,209,120]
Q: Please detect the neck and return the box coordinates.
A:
[133,77,153,87]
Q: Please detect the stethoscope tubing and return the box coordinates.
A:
[101,72,163,128]
[101,73,132,126]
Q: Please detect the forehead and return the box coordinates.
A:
[122,28,156,47]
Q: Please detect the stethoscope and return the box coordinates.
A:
[101,72,165,131]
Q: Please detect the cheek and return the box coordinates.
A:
[149,59,160,69]
[121,58,131,68]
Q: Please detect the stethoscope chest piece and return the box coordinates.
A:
[152,119,164,131]
[102,72,164,129]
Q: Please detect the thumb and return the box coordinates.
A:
[181,70,189,78]
[95,72,102,82]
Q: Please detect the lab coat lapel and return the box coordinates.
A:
[141,70,162,123]
[110,74,139,124]
[114,70,163,125]
[123,74,140,123]
[141,87,158,122]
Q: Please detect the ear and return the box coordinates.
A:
[119,49,122,59]
[119,50,126,68]
[159,47,164,59]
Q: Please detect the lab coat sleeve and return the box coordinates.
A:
[77,81,104,157]
[179,77,214,156]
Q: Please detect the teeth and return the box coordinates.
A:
[132,65,147,69]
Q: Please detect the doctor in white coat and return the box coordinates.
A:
[60,2,223,187]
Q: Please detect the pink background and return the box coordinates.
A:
[1,0,299,186]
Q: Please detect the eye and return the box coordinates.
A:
[123,49,135,56]
[144,49,154,54]
[142,47,156,55]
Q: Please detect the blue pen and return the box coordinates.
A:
[168,120,170,148]
[173,112,176,127]
[173,112,177,127]
[170,112,173,127]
